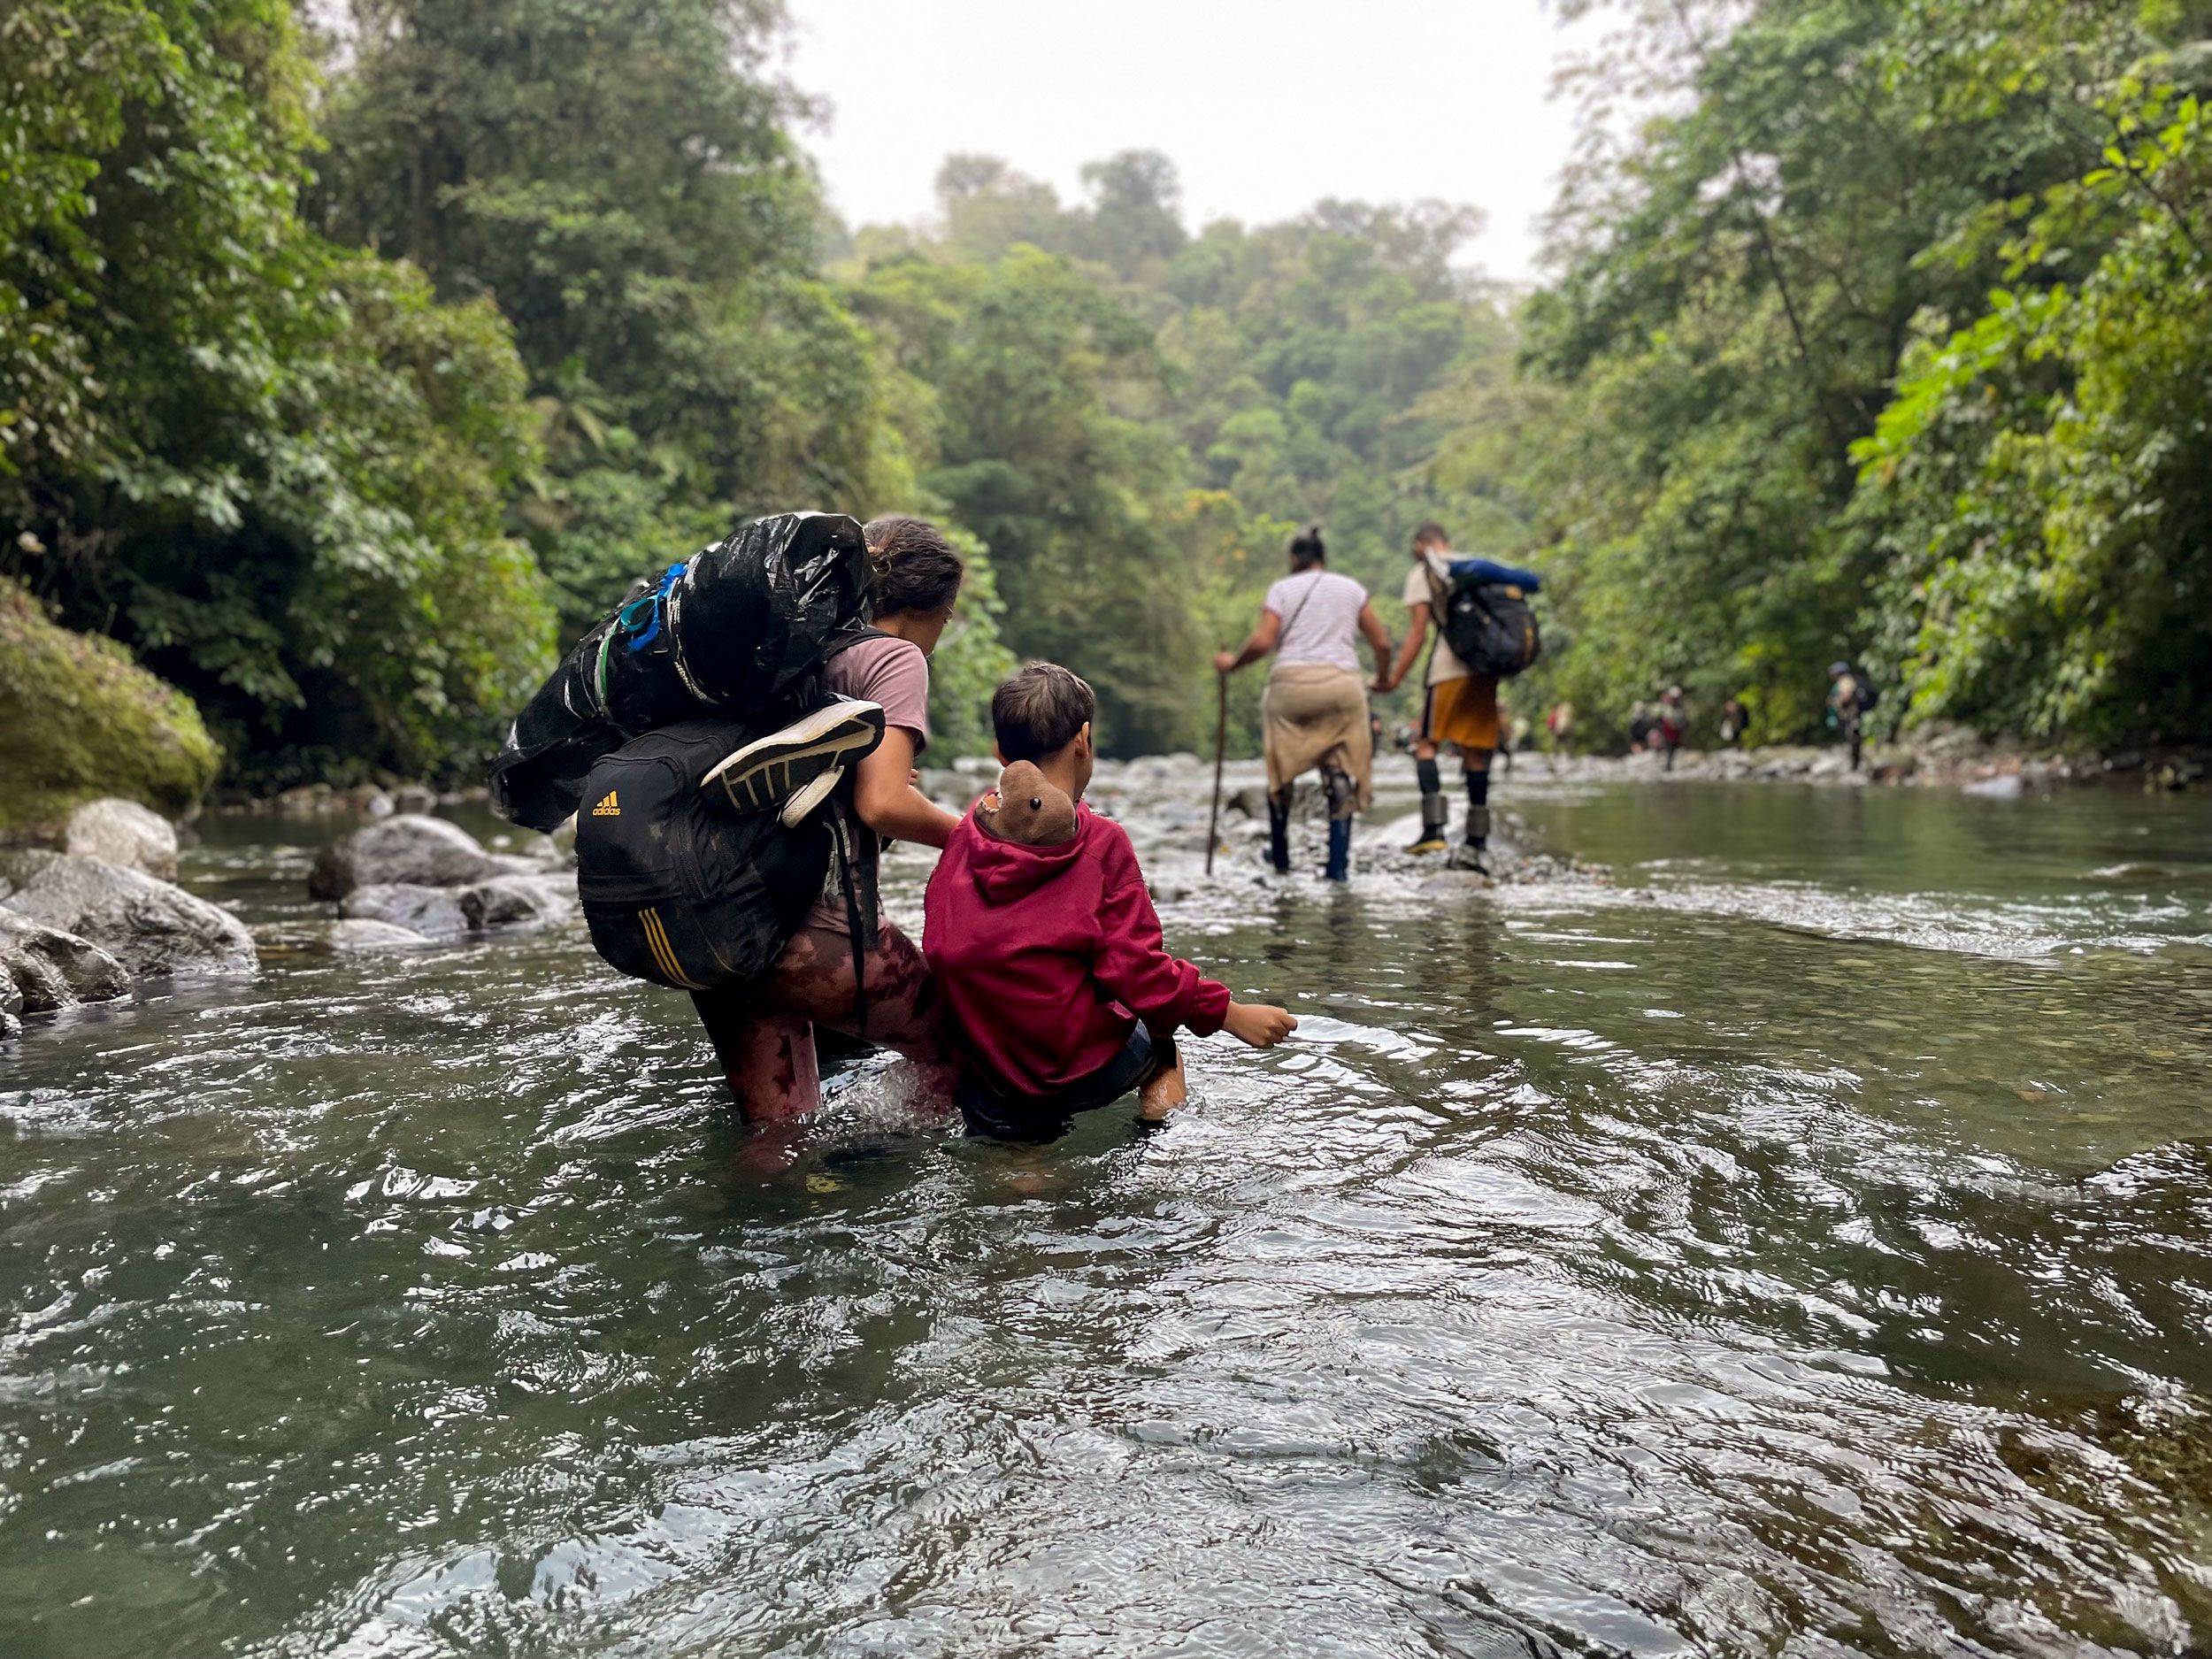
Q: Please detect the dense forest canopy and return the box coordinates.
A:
[2,0,2206,787]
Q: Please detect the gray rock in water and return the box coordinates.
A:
[64,797,180,879]
[341,883,470,939]
[0,911,131,1012]
[308,814,511,900]
[326,918,435,952]
[1963,772,2024,799]
[0,855,253,979]
[0,848,62,902]
[393,784,439,815]
[460,872,578,931]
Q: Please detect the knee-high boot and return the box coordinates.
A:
[1325,818,1353,881]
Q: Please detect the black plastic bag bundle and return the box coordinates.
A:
[490,511,870,831]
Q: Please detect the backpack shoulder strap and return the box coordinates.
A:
[825,626,895,660]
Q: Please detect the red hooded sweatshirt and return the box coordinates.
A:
[923,801,1232,1098]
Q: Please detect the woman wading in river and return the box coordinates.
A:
[690,517,964,1121]
[1215,526,1394,880]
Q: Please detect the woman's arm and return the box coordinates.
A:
[851,726,960,849]
[1214,609,1283,676]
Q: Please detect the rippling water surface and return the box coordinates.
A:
[5,766,2212,1657]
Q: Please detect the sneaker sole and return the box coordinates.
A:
[779,765,844,828]
[703,701,885,816]
[1406,839,1449,856]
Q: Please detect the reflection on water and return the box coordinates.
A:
[4,772,2212,1656]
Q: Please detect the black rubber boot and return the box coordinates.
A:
[1454,768,1493,872]
[1409,757,1448,854]
[1267,793,1292,874]
[1325,818,1352,881]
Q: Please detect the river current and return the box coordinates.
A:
[4,760,2210,1657]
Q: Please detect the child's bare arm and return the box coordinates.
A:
[1223,1002,1296,1048]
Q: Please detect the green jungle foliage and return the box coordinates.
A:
[4,0,2206,793]
[1521,0,2212,747]
[0,0,555,787]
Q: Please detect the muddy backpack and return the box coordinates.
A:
[1437,556,1543,680]
[572,694,886,994]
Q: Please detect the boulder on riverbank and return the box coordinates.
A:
[64,797,180,879]
[0,910,135,1013]
[307,814,538,901]
[0,850,256,979]
[459,872,577,931]
[340,883,471,939]
[0,579,220,839]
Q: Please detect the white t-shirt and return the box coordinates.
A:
[1402,552,1468,686]
[1263,570,1368,674]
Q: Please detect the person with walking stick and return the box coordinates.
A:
[1214,526,1394,881]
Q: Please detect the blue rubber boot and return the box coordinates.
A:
[1325,818,1353,881]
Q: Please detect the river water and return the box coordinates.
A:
[4,762,2211,1657]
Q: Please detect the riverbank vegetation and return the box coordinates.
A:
[3,0,2206,796]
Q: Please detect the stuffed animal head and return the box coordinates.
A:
[978,760,1078,846]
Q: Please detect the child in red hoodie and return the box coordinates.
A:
[924,662,1297,1137]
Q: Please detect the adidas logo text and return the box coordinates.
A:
[591,791,620,817]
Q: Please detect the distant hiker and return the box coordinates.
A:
[1497,709,1525,775]
[1719,695,1748,748]
[1656,686,1686,772]
[689,517,967,1122]
[1827,662,1876,772]
[1377,522,1500,871]
[1628,702,1655,754]
[1215,526,1394,881]
[1547,701,1575,757]
[926,663,1298,1139]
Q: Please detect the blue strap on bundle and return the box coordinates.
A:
[1446,556,1542,593]
[620,563,688,652]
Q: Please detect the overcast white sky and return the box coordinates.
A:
[780,1,1598,284]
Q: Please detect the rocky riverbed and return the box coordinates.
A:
[0,753,1613,1045]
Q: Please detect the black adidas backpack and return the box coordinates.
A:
[1442,580,1542,680]
[572,707,884,994]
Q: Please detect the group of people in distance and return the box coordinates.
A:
[691,515,1295,1140]
[1216,519,1503,879]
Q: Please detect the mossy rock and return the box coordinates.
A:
[0,580,219,836]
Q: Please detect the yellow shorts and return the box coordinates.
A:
[1420,674,1500,753]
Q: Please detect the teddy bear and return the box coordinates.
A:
[976,760,1078,846]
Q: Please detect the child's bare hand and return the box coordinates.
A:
[1224,1002,1296,1048]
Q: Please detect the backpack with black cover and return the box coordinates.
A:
[490,511,871,833]
[572,687,887,994]
[1437,555,1543,680]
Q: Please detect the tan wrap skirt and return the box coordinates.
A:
[1262,664,1373,810]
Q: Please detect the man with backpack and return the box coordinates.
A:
[1376,522,1502,872]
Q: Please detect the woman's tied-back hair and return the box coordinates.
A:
[1289,524,1327,568]
[863,515,964,618]
[992,662,1097,763]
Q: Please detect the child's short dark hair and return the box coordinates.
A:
[993,662,1096,762]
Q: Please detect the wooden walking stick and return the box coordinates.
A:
[1205,669,1229,875]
